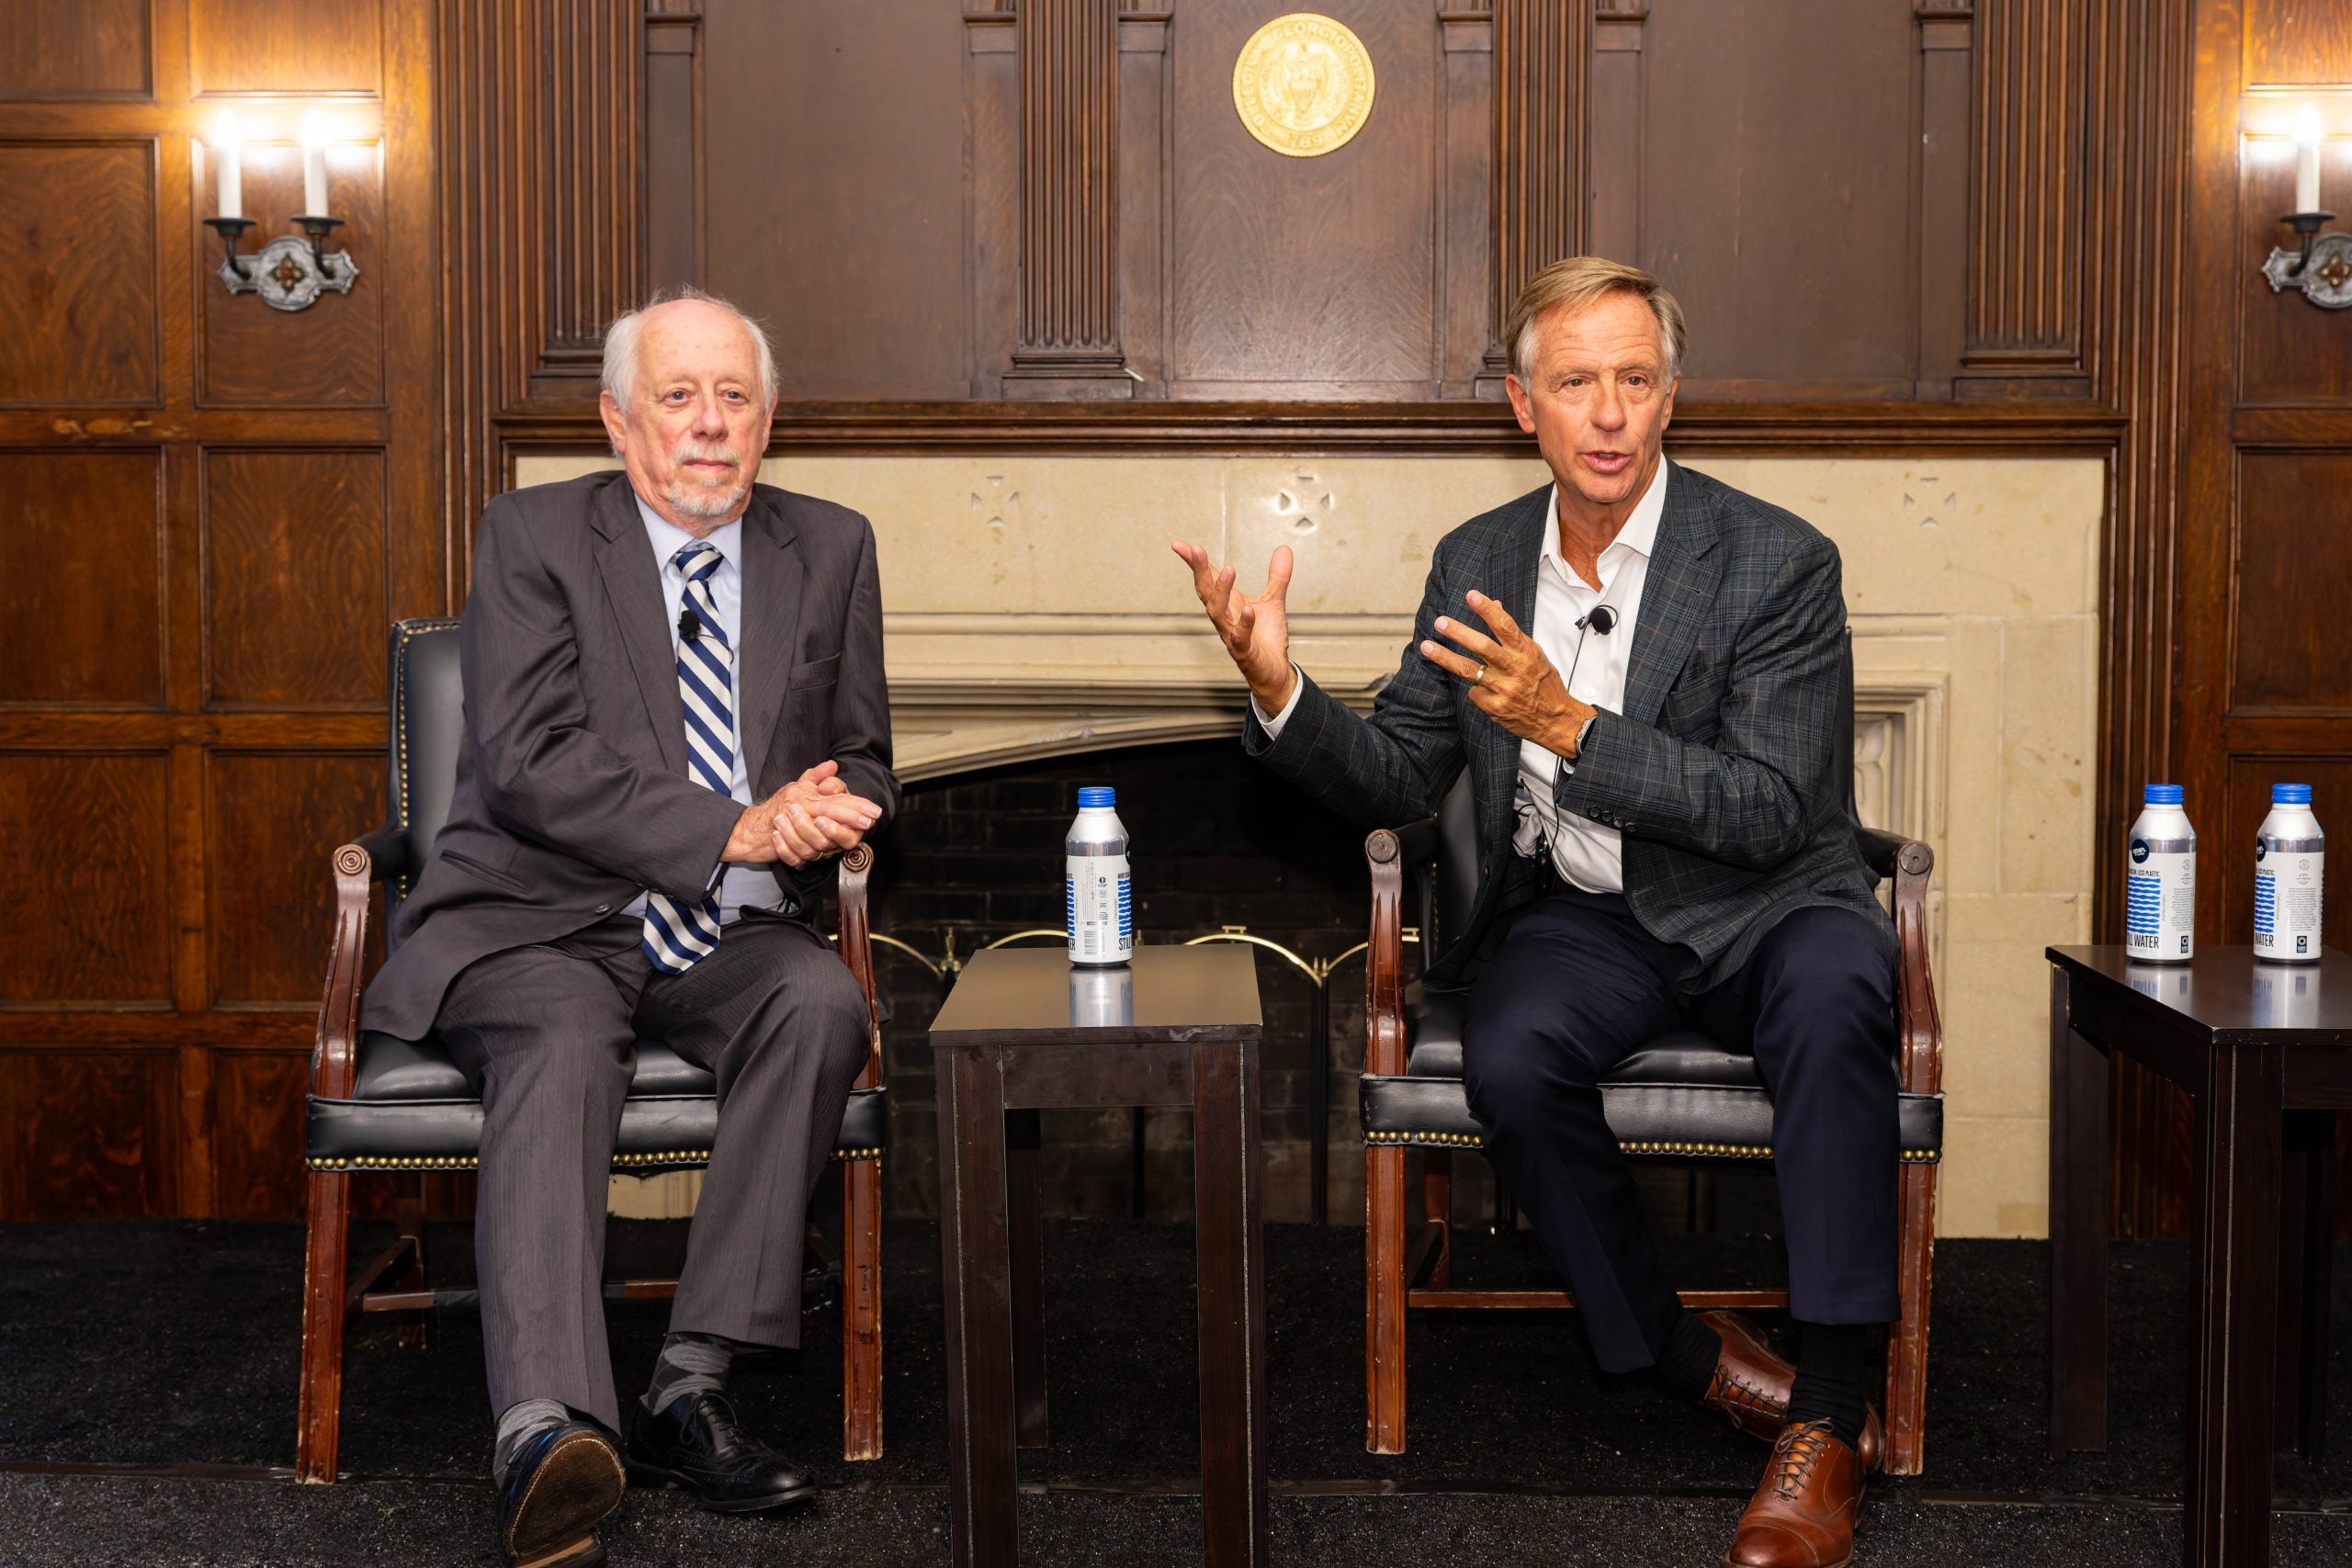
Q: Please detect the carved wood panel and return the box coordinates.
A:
[0,752,173,1006]
[2239,137,2352,402]
[0,141,159,404]
[0,450,164,706]
[0,0,153,99]
[0,1049,176,1219]
[188,0,383,96]
[204,448,387,707]
[2240,0,2352,85]
[206,751,383,1008]
[209,1048,311,1217]
[197,143,385,405]
[2231,453,2352,713]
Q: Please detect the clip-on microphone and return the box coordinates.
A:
[678,607,700,642]
[1576,604,1618,635]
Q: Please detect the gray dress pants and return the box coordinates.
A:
[436,909,872,1430]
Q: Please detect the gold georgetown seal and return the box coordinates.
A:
[1232,13,1376,158]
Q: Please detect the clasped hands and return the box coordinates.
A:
[723,760,881,868]
[1171,541,1594,760]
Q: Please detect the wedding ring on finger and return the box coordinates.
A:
[1473,662,1487,686]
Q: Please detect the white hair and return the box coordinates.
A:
[600,287,778,412]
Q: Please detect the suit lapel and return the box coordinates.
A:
[735,489,804,795]
[1476,485,1551,854]
[1618,461,1723,728]
[591,478,688,776]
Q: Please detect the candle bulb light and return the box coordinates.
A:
[211,110,242,220]
[300,111,329,216]
[2295,103,2324,215]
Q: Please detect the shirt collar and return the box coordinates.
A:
[635,491,742,574]
[1542,458,1669,577]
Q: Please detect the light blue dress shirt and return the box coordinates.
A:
[619,493,787,926]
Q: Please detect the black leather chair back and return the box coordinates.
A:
[1425,630,1860,952]
[384,618,464,940]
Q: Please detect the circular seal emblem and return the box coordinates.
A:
[2131,840,2150,863]
[1232,13,1376,158]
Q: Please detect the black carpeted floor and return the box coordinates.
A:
[2,1218,2348,1564]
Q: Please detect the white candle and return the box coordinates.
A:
[211,110,242,220]
[2294,103,2323,214]
[301,111,329,216]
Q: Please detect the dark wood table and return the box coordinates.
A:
[2047,945,2351,1566]
[930,944,1268,1568]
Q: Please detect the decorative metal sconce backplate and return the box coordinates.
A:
[2266,230,2352,310]
[220,233,358,312]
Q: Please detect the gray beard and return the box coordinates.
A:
[665,475,747,520]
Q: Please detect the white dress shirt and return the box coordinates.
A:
[620,494,786,926]
[1254,463,1668,894]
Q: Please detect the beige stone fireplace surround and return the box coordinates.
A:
[519,451,2103,1241]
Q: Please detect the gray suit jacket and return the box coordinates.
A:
[362,471,899,1041]
[1246,459,1891,993]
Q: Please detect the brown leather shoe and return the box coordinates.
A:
[1695,1313,1885,1473]
[1723,1419,1864,1568]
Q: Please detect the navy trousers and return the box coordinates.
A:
[1460,888,1900,1374]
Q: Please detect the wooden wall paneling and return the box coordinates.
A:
[0,450,165,706]
[205,750,383,1008]
[378,0,448,624]
[0,141,160,404]
[0,1048,177,1219]
[642,0,703,295]
[0,0,154,99]
[967,6,1022,398]
[188,0,382,96]
[1480,0,1583,392]
[1439,6,1496,398]
[1166,0,1438,397]
[1915,3,1974,400]
[2231,454,2352,711]
[2240,0,2352,85]
[1960,0,2093,398]
[1006,0,1130,398]
[1584,2,1644,269]
[196,140,386,405]
[1639,0,1917,398]
[1115,8,1172,398]
[527,1,639,397]
[209,1047,311,1217]
[2239,136,2352,403]
[2220,757,2352,948]
[0,752,174,1006]
[202,448,388,708]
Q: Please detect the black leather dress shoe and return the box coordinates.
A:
[623,1391,817,1513]
[497,1414,625,1568]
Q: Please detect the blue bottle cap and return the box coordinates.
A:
[2273,783,2312,806]
[2143,784,2184,805]
[1077,786,1116,809]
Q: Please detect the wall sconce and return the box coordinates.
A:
[202,110,359,312]
[2265,104,2350,310]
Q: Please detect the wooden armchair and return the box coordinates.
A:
[295,618,888,1482]
[1355,643,1945,1475]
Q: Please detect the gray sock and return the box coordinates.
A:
[492,1397,569,1487]
[644,1331,740,1416]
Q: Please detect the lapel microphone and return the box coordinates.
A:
[678,607,699,642]
[1577,604,1618,635]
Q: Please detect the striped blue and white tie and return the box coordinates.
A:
[642,539,732,974]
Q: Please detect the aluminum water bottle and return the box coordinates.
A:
[2254,783,2324,964]
[2126,784,2196,964]
[1065,786,1133,966]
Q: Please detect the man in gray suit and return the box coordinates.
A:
[364,289,896,1568]
[1177,258,1895,1568]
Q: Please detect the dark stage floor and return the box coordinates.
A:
[1,1219,2347,1564]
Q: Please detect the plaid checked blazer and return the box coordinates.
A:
[1244,459,1894,993]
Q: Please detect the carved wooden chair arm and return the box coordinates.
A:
[1855,828,1942,1098]
[1363,822,1435,1078]
[834,844,884,1091]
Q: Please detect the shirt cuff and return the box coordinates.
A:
[1560,713,1598,773]
[1250,666,1306,739]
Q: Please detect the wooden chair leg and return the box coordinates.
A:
[1883,1160,1937,1476]
[1420,1149,1453,1290]
[295,1168,353,1483]
[841,1156,885,1461]
[394,1183,429,1351]
[1365,1142,1408,1454]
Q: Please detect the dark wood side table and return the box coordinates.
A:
[2047,945,2352,1567]
[930,944,1268,1568]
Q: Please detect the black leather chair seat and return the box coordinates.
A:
[1370,981,1942,1162]
[306,1030,886,1171]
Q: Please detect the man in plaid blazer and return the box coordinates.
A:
[1177,259,1896,1568]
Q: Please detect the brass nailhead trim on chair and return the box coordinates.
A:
[308,1149,886,1172]
[1364,1130,1941,1164]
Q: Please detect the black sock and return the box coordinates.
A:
[1785,1322,1872,1450]
[1654,1308,1723,1403]
[644,1330,741,1416]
